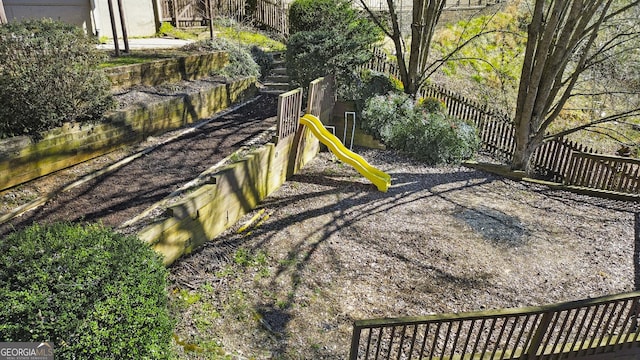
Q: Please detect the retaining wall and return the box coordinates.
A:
[0,76,257,192]
[104,51,230,91]
[139,124,320,265]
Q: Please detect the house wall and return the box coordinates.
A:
[2,0,158,38]
[93,0,157,38]
[4,0,93,32]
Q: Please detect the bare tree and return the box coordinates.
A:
[0,0,7,24]
[358,0,446,95]
[512,0,640,171]
[359,0,508,96]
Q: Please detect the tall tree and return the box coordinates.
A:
[512,0,640,171]
[360,0,446,95]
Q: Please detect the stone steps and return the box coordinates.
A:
[260,52,291,95]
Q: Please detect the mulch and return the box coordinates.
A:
[0,93,279,237]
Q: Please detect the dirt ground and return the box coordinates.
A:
[0,83,279,237]
[168,149,640,359]
[1,85,639,359]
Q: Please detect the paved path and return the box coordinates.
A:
[97,37,194,51]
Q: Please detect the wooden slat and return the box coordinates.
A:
[350,292,640,360]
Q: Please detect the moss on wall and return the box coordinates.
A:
[0,77,256,192]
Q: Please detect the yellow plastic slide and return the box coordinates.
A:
[300,114,391,192]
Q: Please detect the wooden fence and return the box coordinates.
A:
[307,75,336,124]
[212,0,246,22]
[160,0,288,35]
[361,47,401,79]
[161,0,207,27]
[361,49,639,195]
[276,88,303,141]
[565,151,640,193]
[255,0,289,36]
[349,291,640,360]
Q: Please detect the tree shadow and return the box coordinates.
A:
[169,163,506,357]
[453,205,530,247]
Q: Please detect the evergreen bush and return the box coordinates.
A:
[285,0,382,93]
[362,93,480,164]
[250,45,274,80]
[340,69,402,113]
[0,223,174,359]
[0,19,114,139]
[288,0,352,35]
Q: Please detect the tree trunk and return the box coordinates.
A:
[0,0,7,24]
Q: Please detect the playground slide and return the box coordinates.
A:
[300,114,391,192]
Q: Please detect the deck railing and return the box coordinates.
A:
[356,0,505,12]
[349,291,640,360]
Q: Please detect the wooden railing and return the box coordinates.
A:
[349,291,640,360]
[276,88,303,141]
[307,75,336,124]
[444,0,505,9]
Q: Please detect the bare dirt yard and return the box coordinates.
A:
[169,148,640,359]
[0,85,278,237]
[1,84,638,359]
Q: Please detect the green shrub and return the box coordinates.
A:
[288,0,352,35]
[0,223,174,359]
[250,45,274,80]
[361,91,415,141]
[0,19,114,139]
[285,0,382,93]
[362,93,480,164]
[340,69,403,113]
[417,96,447,113]
[182,37,260,79]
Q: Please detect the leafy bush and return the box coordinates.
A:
[362,93,479,164]
[0,223,174,359]
[182,37,261,79]
[361,91,416,141]
[215,21,286,52]
[286,0,382,93]
[417,96,447,113]
[340,69,403,112]
[0,19,115,139]
[250,45,274,80]
[288,0,353,35]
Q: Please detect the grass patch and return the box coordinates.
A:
[216,26,285,52]
[157,22,201,40]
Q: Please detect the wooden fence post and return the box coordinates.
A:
[523,312,553,359]
[171,0,178,26]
